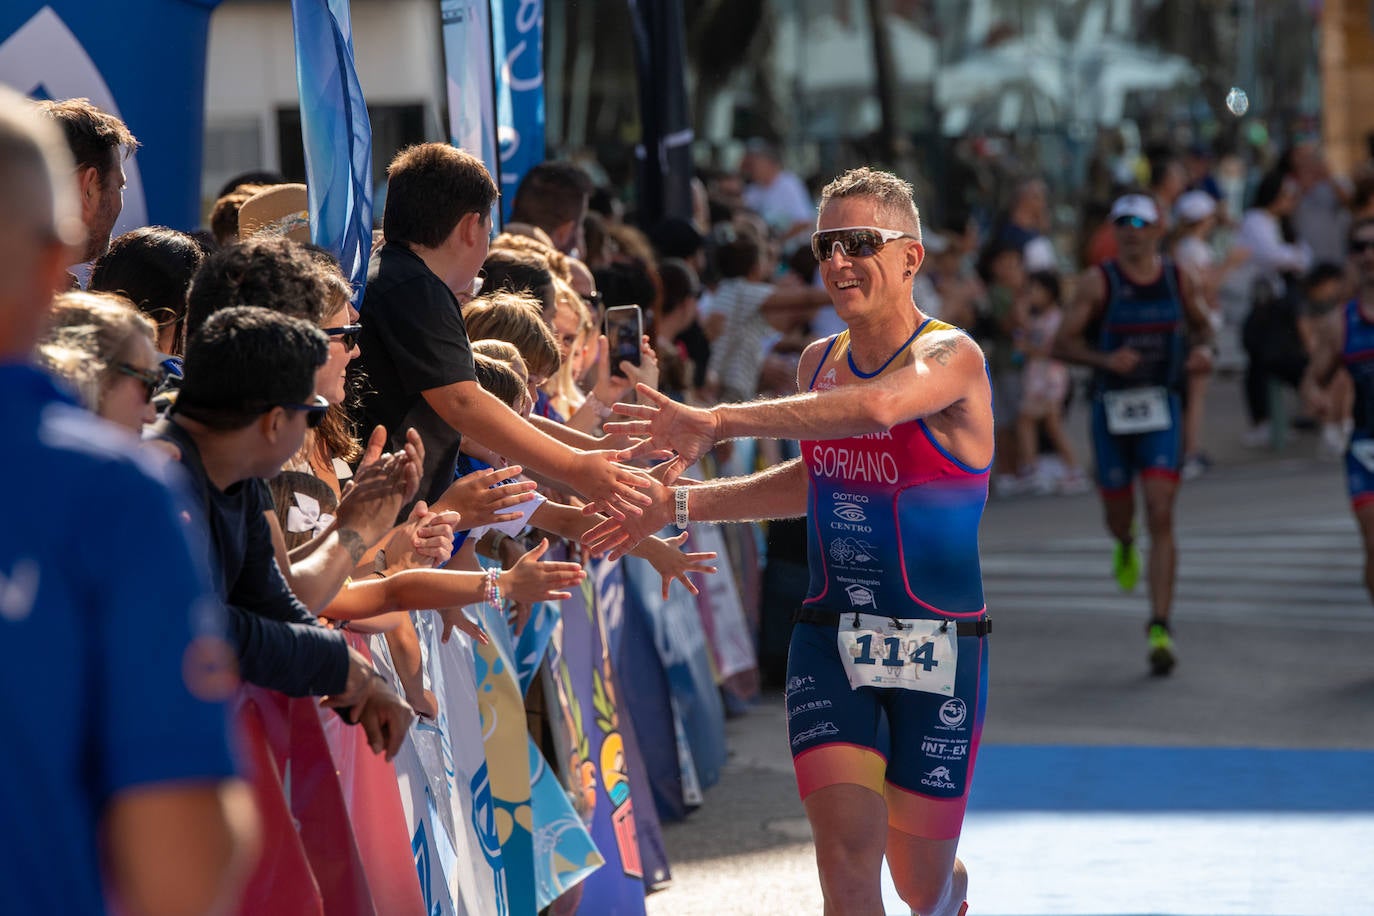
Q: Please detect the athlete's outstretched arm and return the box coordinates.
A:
[608,331,985,464]
[583,458,809,559]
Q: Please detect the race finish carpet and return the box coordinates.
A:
[881,745,1374,915]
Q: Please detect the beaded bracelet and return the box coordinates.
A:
[485,567,502,607]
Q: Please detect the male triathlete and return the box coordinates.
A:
[1054,193,1214,675]
[588,168,992,916]
[1302,217,1374,605]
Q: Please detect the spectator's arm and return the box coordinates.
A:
[1301,309,1347,416]
[760,285,831,331]
[227,603,350,696]
[104,782,258,916]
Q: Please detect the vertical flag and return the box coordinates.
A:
[490,0,546,223]
[289,0,374,300]
[627,0,694,227]
[441,0,501,225]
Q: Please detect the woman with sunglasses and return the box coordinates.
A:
[36,291,165,433]
[590,167,995,916]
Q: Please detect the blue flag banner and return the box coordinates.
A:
[0,1,222,234]
[490,0,544,223]
[441,0,500,221]
[289,0,373,301]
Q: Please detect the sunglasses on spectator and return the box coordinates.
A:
[1350,238,1374,254]
[811,226,919,262]
[1113,216,1151,229]
[322,323,362,350]
[114,362,166,402]
[245,394,330,428]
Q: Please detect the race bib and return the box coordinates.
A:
[1351,438,1374,473]
[1103,387,1171,435]
[837,614,957,696]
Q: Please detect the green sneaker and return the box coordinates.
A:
[1112,541,1141,592]
[1148,623,1176,676]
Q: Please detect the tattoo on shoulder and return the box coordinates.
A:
[337,527,367,566]
[920,335,962,367]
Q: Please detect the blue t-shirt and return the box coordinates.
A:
[0,364,237,915]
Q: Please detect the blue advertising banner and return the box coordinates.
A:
[289,0,373,301]
[490,0,544,223]
[0,1,222,234]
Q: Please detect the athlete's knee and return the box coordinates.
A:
[813,841,885,912]
[891,857,966,916]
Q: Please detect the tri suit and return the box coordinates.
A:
[1339,298,1374,508]
[1088,258,1188,494]
[787,318,991,839]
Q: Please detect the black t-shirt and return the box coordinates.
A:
[355,243,477,510]
[154,419,350,697]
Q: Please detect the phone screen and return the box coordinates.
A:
[604,305,643,376]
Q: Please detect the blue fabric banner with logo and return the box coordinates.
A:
[0,0,222,234]
[289,0,373,301]
[440,0,500,220]
[489,0,544,223]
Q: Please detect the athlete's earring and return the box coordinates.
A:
[903,270,912,278]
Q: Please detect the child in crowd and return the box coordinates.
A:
[1014,271,1088,494]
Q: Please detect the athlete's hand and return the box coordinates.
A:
[583,475,675,560]
[1104,346,1142,377]
[604,384,721,465]
[1185,344,1214,376]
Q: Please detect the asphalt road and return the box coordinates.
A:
[644,391,1374,915]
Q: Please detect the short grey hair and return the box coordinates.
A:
[817,167,922,240]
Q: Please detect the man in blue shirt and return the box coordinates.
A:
[0,88,256,915]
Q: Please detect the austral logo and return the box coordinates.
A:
[920,765,957,790]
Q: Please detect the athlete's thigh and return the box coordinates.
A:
[787,622,886,799]
[882,634,989,840]
[1090,400,1132,492]
[1135,394,1185,480]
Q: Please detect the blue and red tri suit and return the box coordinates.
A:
[1089,258,1189,494]
[1340,299,1374,508]
[787,318,991,839]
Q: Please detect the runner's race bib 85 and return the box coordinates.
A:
[1103,386,1171,435]
[837,614,957,695]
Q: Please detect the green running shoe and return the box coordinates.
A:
[1148,622,1176,676]
[1112,541,1141,593]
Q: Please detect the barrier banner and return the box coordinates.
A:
[616,555,691,822]
[488,590,604,909]
[621,544,727,792]
[289,0,373,300]
[592,557,671,891]
[0,1,223,234]
[546,574,647,915]
[489,0,544,223]
[376,615,508,916]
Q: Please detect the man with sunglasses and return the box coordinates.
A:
[590,167,993,916]
[156,306,416,757]
[1,88,254,915]
[1053,193,1215,676]
[1302,217,1374,607]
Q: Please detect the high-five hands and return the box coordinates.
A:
[603,384,721,466]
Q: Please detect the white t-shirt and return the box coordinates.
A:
[706,278,781,401]
[744,172,814,235]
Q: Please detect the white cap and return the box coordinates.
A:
[1108,193,1160,226]
[1174,190,1217,224]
